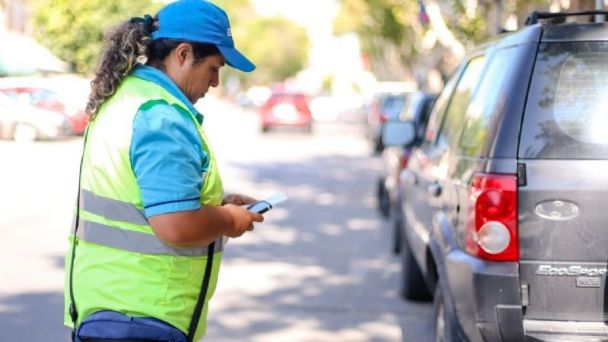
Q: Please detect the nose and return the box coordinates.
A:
[210,72,220,88]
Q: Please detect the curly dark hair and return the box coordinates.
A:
[86,16,220,120]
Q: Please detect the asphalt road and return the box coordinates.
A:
[0,96,433,342]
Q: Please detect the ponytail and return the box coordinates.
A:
[86,15,156,119]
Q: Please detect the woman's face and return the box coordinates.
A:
[181,53,225,103]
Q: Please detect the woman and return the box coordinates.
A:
[65,1,264,341]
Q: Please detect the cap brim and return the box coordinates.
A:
[218,46,255,72]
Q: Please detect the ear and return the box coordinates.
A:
[174,43,194,66]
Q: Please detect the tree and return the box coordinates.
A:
[237,16,309,85]
[31,0,309,87]
[333,0,563,89]
[213,0,310,86]
[334,0,418,81]
[31,0,162,74]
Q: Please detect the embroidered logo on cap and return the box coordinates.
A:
[227,27,232,37]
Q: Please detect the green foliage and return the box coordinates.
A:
[334,0,418,79]
[450,0,489,43]
[321,75,334,93]
[31,0,310,86]
[211,0,257,26]
[334,0,560,79]
[211,1,310,86]
[31,0,162,75]
[237,16,309,85]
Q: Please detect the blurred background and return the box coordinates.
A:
[0,0,605,341]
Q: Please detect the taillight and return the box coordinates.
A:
[398,154,409,171]
[464,173,518,261]
[379,113,388,124]
[395,152,411,185]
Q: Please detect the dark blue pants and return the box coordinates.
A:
[74,311,187,342]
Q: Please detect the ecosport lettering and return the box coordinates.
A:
[536,265,608,277]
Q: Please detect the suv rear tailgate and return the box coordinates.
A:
[518,160,608,321]
[518,39,608,323]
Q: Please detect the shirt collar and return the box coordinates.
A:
[131,65,204,123]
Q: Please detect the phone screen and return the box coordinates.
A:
[247,200,272,214]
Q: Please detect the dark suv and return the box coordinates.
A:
[375,92,437,252]
[383,11,608,341]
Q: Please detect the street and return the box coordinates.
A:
[0,97,433,342]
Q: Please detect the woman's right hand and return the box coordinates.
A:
[222,204,264,238]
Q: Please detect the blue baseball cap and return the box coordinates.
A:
[152,0,255,72]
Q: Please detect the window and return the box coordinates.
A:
[424,68,462,143]
[459,47,519,157]
[520,42,608,159]
[381,94,408,120]
[436,56,486,151]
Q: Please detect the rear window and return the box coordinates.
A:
[381,94,408,120]
[519,42,608,159]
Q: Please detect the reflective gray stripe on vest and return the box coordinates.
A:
[75,219,223,256]
[80,189,148,226]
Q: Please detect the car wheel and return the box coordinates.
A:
[376,177,390,218]
[261,125,270,133]
[400,232,432,301]
[392,213,402,255]
[434,287,446,342]
[304,123,313,134]
[374,136,384,153]
[432,286,464,342]
[13,123,38,143]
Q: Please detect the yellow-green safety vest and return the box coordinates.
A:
[64,75,224,341]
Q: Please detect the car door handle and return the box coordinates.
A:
[427,183,442,197]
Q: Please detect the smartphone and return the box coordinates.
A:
[247,200,272,214]
[246,192,287,214]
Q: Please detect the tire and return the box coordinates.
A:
[304,123,313,134]
[376,177,390,218]
[12,123,38,143]
[400,231,432,301]
[374,135,384,153]
[391,213,402,255]
[261,125,270,133]
[432,286,465,342]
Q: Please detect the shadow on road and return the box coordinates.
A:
[0,290,70,341]
[207,154,433,341]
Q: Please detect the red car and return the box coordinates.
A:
[259,93,313,133]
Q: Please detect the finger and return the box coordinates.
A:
[252,213,264,222]
[241,198,257,205]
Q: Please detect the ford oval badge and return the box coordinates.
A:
[534,200,579,221]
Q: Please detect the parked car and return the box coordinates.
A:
[366,90,411,152]
[0,92,70,142]
[258,92,313,133]
[376,92,436,252]
[0,82,88,135]
[383,11,608,341]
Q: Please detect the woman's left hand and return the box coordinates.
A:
[223,193,257,206]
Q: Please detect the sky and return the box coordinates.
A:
[251,0,339,42]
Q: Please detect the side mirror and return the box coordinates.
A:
[382,121,416,147]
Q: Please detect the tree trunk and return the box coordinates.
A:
[569,0,597,10]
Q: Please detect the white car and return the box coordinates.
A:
[0,92,69,142]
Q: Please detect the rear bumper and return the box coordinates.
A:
[444,249,524,342]
[524,320,608,341]
[261,115,311,128]
[443,250,608,341]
